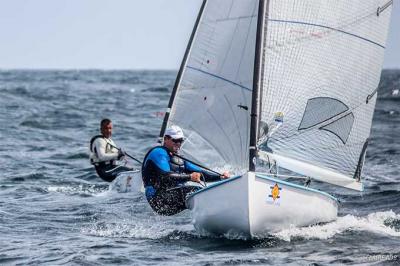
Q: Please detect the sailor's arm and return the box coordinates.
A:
[155,156,193,182]
[199,170,222,182]
[185,161,229,181]
[164,172,192,182]
[146,148,200,183]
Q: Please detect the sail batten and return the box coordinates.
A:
[186,66,252,91]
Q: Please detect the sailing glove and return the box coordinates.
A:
[118,148,125,159]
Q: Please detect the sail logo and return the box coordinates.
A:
[267,183,281,205]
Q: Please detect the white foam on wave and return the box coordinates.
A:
[81,217,194,239]
[46,185,106,195]
[274,211,400,242]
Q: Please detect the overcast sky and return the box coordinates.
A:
[0,0,398,70]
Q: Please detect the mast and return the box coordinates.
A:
[249,0,267,171]
[159,0,207,142]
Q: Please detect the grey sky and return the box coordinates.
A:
[0,0,398,69]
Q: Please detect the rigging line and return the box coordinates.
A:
[172,153,222,176]
[186,66,252,91]
[268,19,385,49]
[107,143,142,164]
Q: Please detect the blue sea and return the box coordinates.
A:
[0,69,399,265]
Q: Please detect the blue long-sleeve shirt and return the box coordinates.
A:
[142,146,221,195]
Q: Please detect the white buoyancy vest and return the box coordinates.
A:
[89,136,119,165]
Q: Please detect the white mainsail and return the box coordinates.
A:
[259,0,393,190]
[166,0,259,172]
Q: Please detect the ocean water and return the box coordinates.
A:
[0,69,399,265]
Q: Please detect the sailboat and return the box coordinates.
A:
[159,0,393,238]
[109,170,143,193]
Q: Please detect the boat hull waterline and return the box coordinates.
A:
[186,172,338,238]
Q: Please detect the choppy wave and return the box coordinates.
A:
[274,211,400,241]
[46,184,108,196]
[81,219,195,240]
[1,70,399,265]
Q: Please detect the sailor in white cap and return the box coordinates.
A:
[141,125,229,216]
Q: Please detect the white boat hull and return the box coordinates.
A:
[186,172,338,238]
[108,170,144,193]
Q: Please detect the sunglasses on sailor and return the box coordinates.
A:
[171,138,184,144]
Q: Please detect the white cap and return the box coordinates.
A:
[164,125,185,139]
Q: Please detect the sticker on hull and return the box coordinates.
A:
[266,183,282,205]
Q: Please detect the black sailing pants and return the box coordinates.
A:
[95,165,133,182]
[148,186,200,216]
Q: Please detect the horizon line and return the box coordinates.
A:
[0,67,179,71]
[0,67,399,71]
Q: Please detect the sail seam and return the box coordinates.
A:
[269,19,386,49]
[216,15,257,22]
[186,66,252,91]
